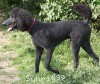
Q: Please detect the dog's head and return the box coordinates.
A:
[2,7,33,32]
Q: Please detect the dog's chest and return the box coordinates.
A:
[31,33,51,48]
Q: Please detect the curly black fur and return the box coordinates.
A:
[10,7,33,31]
[2,3,99,74]
[74,3,92,21]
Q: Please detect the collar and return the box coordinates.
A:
[28,18,36,32]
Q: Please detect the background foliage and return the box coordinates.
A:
[0,0,99,30]
[39,0,100,30]
[0,0,100,83]
[39,0,79,22]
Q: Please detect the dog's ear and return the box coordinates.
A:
[18,10,33,27]
[16,17,24,31]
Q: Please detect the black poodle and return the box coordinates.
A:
[2,3,99,74]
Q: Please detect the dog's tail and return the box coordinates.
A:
[73,3,92,24]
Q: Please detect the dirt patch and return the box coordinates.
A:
[0,30,19,83]
[0,51,17,59]
[0,75,20,84]
[0,60,12,69]
[2,66,18,75]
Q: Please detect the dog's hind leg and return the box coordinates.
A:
[71,41,81,70]
[35,46,44,74]
[45,47,60,74]
[82,41,99,66]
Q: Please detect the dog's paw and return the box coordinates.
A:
[94,61,99,66]
[54,69,60,74]
[92,60,99,66]
[47,66,60,74]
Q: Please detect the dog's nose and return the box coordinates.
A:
[2,21,8,25]
[2,22,6,25]
[2,20,10,25]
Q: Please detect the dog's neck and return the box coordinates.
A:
[27,18,36,32]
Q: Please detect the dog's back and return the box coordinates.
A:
[32,3,92,44]
[39,20,90,45]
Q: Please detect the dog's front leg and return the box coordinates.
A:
[45,48,60,74]
[35,46,44,74]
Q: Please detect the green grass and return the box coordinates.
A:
[1,29,100,84]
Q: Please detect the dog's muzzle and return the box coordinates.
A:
[2,17,17,32]
[2,17,15,25]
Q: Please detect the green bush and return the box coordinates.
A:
[0,0,9,12]
[39,0,100,30]
[39,0,79,22]
[88,0,100,19]
[0,0,100,30]
[89,0,100,30]
[0,0,42,19]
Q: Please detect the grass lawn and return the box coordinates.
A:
[1,28,100,84]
